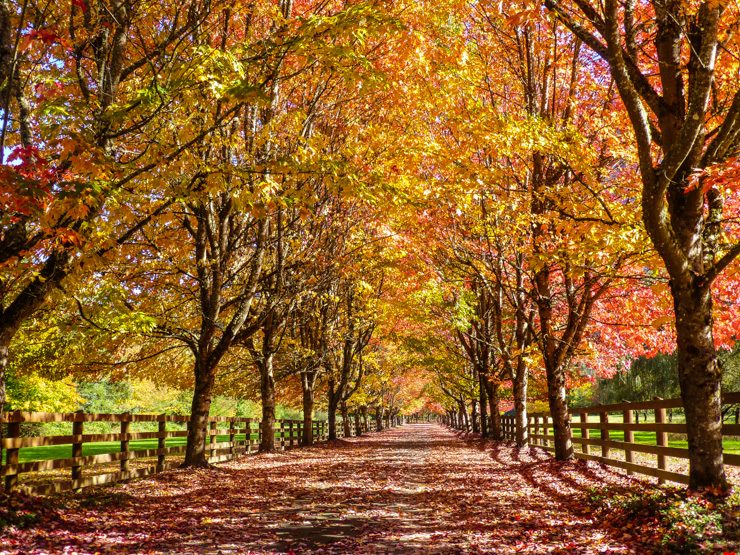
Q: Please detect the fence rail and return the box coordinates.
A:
[448,392,740,485]
[1,410,399,495]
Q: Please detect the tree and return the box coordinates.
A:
[0,0,215,424]
[546,0,740,489]
[325,275,378,440]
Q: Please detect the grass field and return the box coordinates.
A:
[570,428,740,453]
[567,413,740,453]
[1,433,302,465]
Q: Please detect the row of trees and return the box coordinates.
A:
[408,0,739,491]
[0,0,425,466]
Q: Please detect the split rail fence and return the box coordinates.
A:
[449,392,740,485]
[0,411,387,495]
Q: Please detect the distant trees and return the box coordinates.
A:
[588,345,740,415]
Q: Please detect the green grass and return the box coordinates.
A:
[570,428,740,453]
[566,413,740,454]
[2,432,308,465]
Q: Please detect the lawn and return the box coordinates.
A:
[567,413,740,453]
[570,428,740,453]
[1,433,303,465]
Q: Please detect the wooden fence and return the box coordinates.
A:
[0,410,383,495]
[451,392,740,485]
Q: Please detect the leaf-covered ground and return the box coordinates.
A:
[1,424,737,554]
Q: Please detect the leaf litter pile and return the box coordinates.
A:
[1,424,737,554]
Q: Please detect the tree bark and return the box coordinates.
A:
[341,401,351,438]
[183,361,216,467]
[545,359,572,460]
[479,373,489,437]
[484,381,502,440]
[672,280,726,489]
[513,364,529,447]
[327,377,339,440]
[301,372,315,445]
[0,330,10,399]
[259,353,276,452]
[361,405,369,432]
[375,406,383,431]
[471,399,480,434]
[354,411,362,437]
[0,330,12,448]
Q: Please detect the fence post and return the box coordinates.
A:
[533,415,540,446]
[157,414,166,471]
[623,407,633,475]
[289,421,295,448]
[599,409,609,458]
[542,415,548,447]
[3,418,21,493]
[579,412,589,455]
[246,418,253,454]
[655,399,667,484]
[209,420,217,461]
[121,413,131,474]
[72,411,84,489]
[230,417,236,459]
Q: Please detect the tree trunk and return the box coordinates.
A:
[0,331,12,449]
[259,354,276,452]
[375,406,383,431]
[457,402,466,431]
[301,373,314,446]
[672,280,727,489]
[484,381,502,440]
[361,406,369,432]
[327,378,338,440]
[341,401,351,438]
[354,411,362,437]
[513,365,529,447]
[471,399,480,434]
[183,361,216,467]
[0,331,9,409]
[479,373,489,438]
[545,359,572,460]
